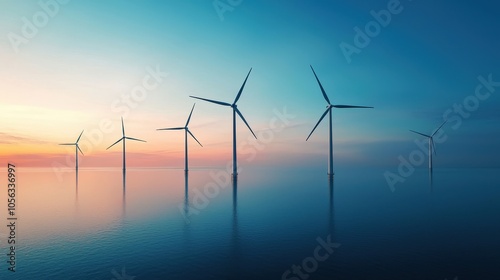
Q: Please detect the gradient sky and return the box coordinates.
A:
[0,0,499,169]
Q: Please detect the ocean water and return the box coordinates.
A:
[0,166,499,279]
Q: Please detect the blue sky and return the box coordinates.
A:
[0,0,499,168]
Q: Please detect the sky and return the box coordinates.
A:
[0,0,499,170]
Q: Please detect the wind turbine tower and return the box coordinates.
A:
[157,103,203,172]
[306,65,373,177]
[190,68,257,177]
[106,117,147,171]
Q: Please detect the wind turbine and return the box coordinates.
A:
[59,130,84,170]
[190,68,257,176]
[306,65,373,177]
[106,117,146,171]
[410,120,447,170]
[157,103,203,172]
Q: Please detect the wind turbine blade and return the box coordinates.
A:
[235,108,257,139]
[306,107,330,141]
[431,138,437,155]
[333,105,374,109]
[107,137,124,150]
[125,137,147,143]
[59,143,75,146]
[185,103,196,127]
[157,127,185,131]
[431,120,447,137]
[189,96,231,107]
[77,144,84,155]
[310,65,331,105]
[187,129,203,147]
[76,130,84,143]
[233,68,252,105]
[121,117,125,137]
[409,130,431,138]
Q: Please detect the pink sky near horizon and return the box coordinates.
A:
[0,133,328,168]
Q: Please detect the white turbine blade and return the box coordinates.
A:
[107,137,124,150]
[233,68,252,105]
[76,130,84,143]
[186,103,196,127]
[125,137,147,143]
[306,107,330,141]
[310,65,331,105]
[157,127,185,131]
[333,105,373,109]
[431,138,437,155]
[189,96,231,107]
[187,129,203,147]
[431,120,447,137]
[121,117,125,137]
[235,108,257,139]
[76,144,84,155]
[409,130,431,138]
[59,143,75,146]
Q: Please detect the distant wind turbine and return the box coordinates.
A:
[106,117,146,171]
[157,103,203,172]
[59,130,84,170]
[410,120,447,170]
[190,68,257,176]
[306,65,373,177]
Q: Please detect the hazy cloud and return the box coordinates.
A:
[0,132,49,145]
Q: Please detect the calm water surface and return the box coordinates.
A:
[0,166,499,279]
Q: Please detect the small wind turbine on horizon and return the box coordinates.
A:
[410,120,447,170]
[157,103,203,172]
[106,117,146,171]
[59,130,84,170]
[306,65,373,177]
[190,68,257,177]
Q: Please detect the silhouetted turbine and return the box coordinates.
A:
[410,120,447,170]
[190,68,257,176]
[106,117,146,171]
[306,65,373,176]
[157,103,203,172]
[59,130,84,170]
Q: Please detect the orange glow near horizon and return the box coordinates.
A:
[0,145,325,169]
